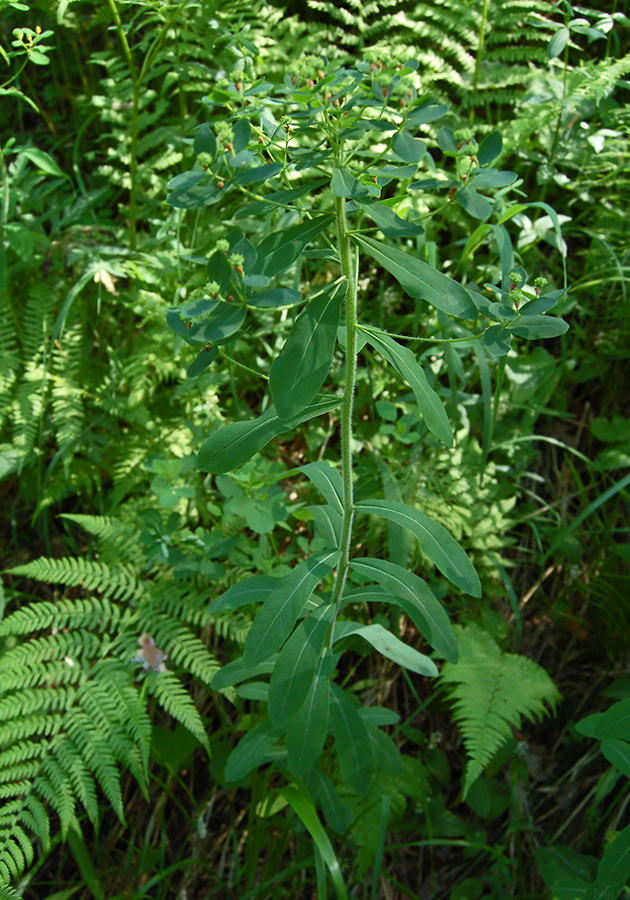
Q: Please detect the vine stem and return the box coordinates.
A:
[330,195,358,616]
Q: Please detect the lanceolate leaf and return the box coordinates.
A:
[355,500,481,596]
[185,304,245,344]
[352,235,476,319]
[197,396,341,473]
[211,656,276,691]
[268,604,335,726]
[405,101,448,127]
[253,214,334,277]
[329,684,374,796]
[477,131,502,166]
[279,783,349,900]
[308,504,343,549]
[356,200,424,238]
[305,768,353,836]
[509,315,569,340]
[577,699,630,741]
[333,620,438,676]
[348,557,458,662]
[286,664,331,777]
[224,721,283,782]
[208,575,278,613]
[243,549,341,666]
[270,281,345,419]
[235,178,329,216]
[592,823,630,899]
[298,462,344,515]
[361,328,453,446]
[602,739,630,780]
[331,167,374,199]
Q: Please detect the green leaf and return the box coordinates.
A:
[298,462,344,515]
[235,178,328,216]
[457,186,493,221]
[392,131,427,163]
[167,181,221,209]
[308,504,343,548]
[167,170,207,191]
[208,575,278,613]
[437,126,458,154]
[270,282,345,419]
[224,721,283,782]
[286,664,331,776]
[602,739,630,780]
[211,656,276,691]
[254,215,334,277]
[373,456,411,568]
[405,101,448,127]
[243,549,341,666]
[352,235,476,319]
[348,557,458,662]
[469,168,517,189]
[483,324,512,357]
[268,604,335,726]
[279,783,348,900]
[356,200,424,238]
[248,288,302,308]
[306,768,353,835]
[234,162,283,185]
[477,131,502,166]
[548,26,570,59]
[329,683,374,795]
[193,124,217,159]
[232,117,251,153]
[186,303,245,344]
[19,147,68,179]
[361,328,452,446]
[577,700,630,741]
[331,167,373,199]
[197,395,341,473]
[355,499,481,596]
[509,315,569,339]
[334,620,438,676]
[594,822,630,895]
[187,344,218,377]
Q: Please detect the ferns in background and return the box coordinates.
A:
[440,623,560,797]
[0,512,222,890]
[272,0,556,109]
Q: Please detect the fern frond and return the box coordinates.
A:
[148,616,219,686]
[0,596,123,637]
[6,558,145,603]
[211,610,252,646]
[440,624,560,797]
[59,514,143,566]
[51,323,85,455]
[146,672,208,749]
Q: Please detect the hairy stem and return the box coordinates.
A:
[330,195,358,612]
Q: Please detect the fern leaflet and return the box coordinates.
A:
[440,623,560,797]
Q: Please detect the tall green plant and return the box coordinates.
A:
[0,43,572,900]
[162,49,568,882]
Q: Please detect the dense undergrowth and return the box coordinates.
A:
[1,0,629,898]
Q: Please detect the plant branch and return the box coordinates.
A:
[330,195,358,616]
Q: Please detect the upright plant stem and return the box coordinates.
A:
[106,0,138,251]
[470,0,490,122]
[331,195,358,611]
